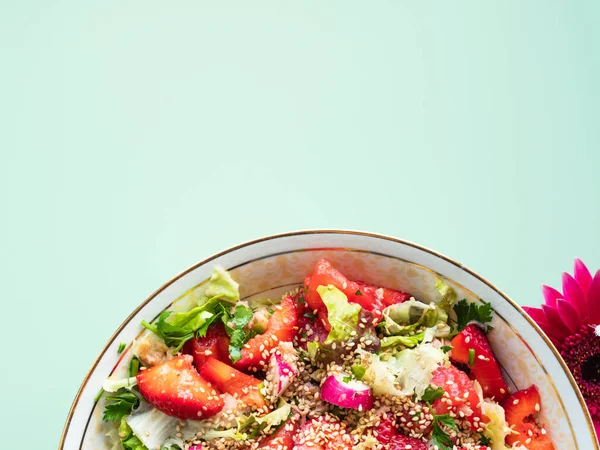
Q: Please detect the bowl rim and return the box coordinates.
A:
[59,229,598,449]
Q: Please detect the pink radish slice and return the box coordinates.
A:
[320,374,374,410]
[269,353,296,396]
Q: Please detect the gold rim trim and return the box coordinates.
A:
[59,229,598,449]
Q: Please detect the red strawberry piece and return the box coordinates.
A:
[182,323,231,370]
[303,259,411,326]
[451,324,509,401]
[199,357,267,411]
[136,355,223,420]
[258,420,298,450]
[386,434,428,450]
[234,296,298,371]
[502,386,555,450]
[430,365,484,430]
[373,417,428,450]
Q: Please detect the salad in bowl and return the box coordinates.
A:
[98,259,555,450]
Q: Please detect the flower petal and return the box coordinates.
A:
[541,285,562,308]
[536,320,564,346]
[562,272,588,322]
[574,258,593,295]
[522,306,546,324]
[541,304,571,339]
[588,269,600,325]
[556,298,582,334]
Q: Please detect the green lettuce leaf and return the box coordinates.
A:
[381,299,448,335]
[317,285,361,343]
[435,278,457,313]
[205,266,240,302]
[119,418,148,450]
[380,331,425,349]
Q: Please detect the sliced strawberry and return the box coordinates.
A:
[259,420,298,450]
[199,357,267,410]
[136,355,223,420]
[430,365,484,430]
[182,323,231,370]
[234,296,298,371]
[303,259,411,324]
[373,417,427,450]
[451,324,508,401]
[293,417,352,450]
[502,386,555,450]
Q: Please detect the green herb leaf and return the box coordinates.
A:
[233,305,253,329]
[355,289,363,296]
[229,345,242,364]
[304,311,317,320]
[436,413,459,432]
[479,434,492,446]
[117,342,127,354]
[103,389,140,423]
[468,348,476,366]
[440,345,453,353]
[342,375,352,383]
[297,297,306,304]
[453,299,494,332]
[432,421,454,450]
[421,385,444,403]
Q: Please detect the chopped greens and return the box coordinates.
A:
[420,385,444,403]
[453,299,494,332]
[440,345,453,353]
[468,348,476,366]
[103,389,140,423]
[118,342,127,354]
[220,304,255,363]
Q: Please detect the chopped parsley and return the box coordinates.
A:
[342,375,352,383]
[421,385,444,403]
[440,345,453,353]
[479,434,492,446]
[220,304,254,363]
[102,389,140,423]
[453,299,494,332]
[355,289,363,296]
[304,311,317,320]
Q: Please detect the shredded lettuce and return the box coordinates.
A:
[238,400,292,434]
[103,376,138,393]
[381,299,449,335]
[141,266,241,352]
[381,332,425,349]
[119,418,149,450]
[362,343,448,399]
[126,404,180,450]
[317,285,361,343]
[205,266,240,302]
[435,277,458,313]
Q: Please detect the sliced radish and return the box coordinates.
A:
[268,353,296,397]
[320,374,374,410]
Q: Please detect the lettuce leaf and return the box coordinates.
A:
[141,266,240,352]
[435,277,457,313]
[317,285,361,343]
[103,376,138,393]
[381,299,448,335]
[362,343,448,399]
[380,332,425,349]
[119,418,148,450]
[125,404,179,450]
[205,266,240,302]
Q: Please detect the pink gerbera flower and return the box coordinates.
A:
[524,258,600,440]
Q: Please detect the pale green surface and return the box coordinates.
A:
[1,2,599,448]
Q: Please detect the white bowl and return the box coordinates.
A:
[60,230,598,450]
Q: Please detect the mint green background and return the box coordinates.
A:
[2,2,599,448]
